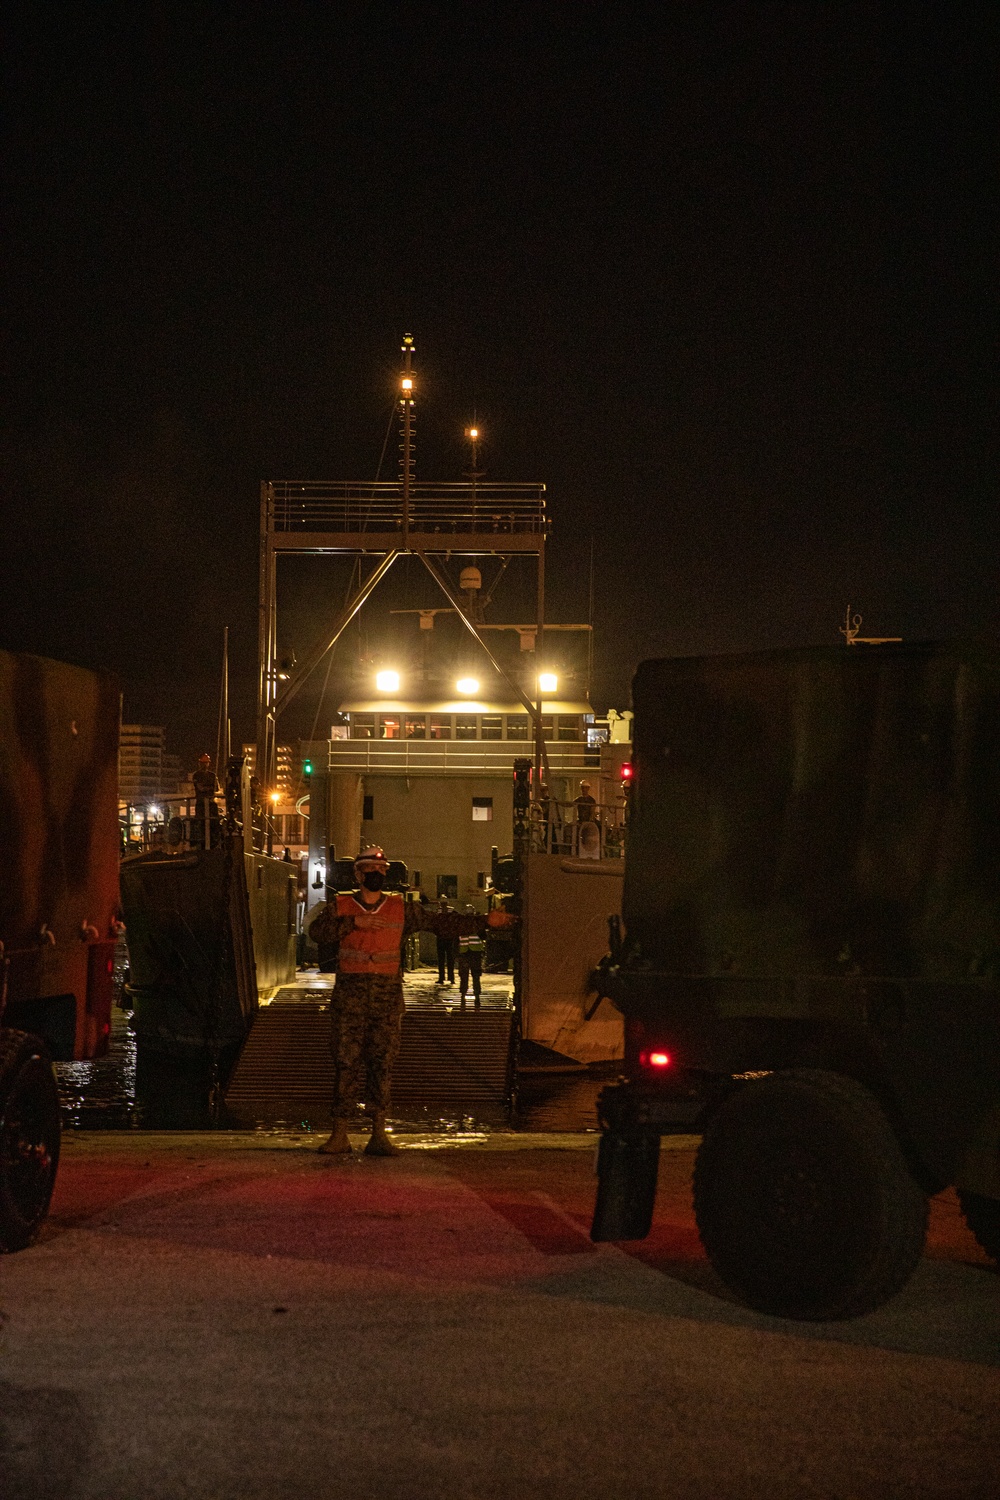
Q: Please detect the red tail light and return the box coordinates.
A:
[639,1049,671,1069]
[620,762,633,782]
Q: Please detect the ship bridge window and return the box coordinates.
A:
[541,716,555,740]
[379,717,401,739]
[405,715,427,739]
[429,715,452,740]
[456,715,478,741]
[481,716,503,740]
[352,715,375,740]
[505,715,529,740]
[558,716,583,741]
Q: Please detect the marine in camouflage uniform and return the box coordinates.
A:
[307,848,475,1155]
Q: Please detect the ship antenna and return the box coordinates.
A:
[215,625,230,770]
[465,417,483,529]
[399,334,415,548]
[840,605,862,645]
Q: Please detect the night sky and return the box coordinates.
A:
[3,3,996,766]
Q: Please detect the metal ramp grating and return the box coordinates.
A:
[225,999,513,1121]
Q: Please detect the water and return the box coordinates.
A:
[55,1006,610,1135]
[56,1007,141,1129]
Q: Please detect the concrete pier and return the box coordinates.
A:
[2,1132,997,1499]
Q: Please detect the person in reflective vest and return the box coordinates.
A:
[307,847,455,1156]
[457,907,487,1010]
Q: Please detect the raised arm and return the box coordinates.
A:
[308,903,357,945]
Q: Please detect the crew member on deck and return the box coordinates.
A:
[308,848,462,1156]
[435,894,457,985]
[457,907,487,1009]
[192,752,218,803]
[191,753,220,846]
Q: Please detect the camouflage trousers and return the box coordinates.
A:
[328,972,406,1120]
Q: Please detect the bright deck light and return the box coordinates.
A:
[401,377,413,390]
[376,670,400,692]
[538,673,558,693]
[456,677,480,695]
[270,792,280,805]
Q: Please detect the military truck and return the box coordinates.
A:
[0,650,121,1250]
[591,644,1000,1319]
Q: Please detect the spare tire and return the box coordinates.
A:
[0,1028,62,1252]
[693,1069,927,1320]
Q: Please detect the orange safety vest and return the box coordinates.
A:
[336,892,406,975]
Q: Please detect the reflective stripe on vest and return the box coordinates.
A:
[458,932,485,955]
[336,892,405,974]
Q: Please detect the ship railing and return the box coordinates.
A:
[120,794,226,854]
[323,739,599,775]
[268,480,548,536]
[527,797,627,861]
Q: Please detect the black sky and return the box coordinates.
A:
[2,2,997,764]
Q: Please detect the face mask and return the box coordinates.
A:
[361,871,385,892]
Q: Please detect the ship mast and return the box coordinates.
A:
[400,333,415,548]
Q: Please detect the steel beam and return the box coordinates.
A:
[418,555,550,786]
[270,531,544,555]
[273,550,402,719]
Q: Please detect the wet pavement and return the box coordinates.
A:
[56,974,610,1135]
[2,1130,997,1499]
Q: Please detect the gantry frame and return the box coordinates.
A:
[256,476,549,792]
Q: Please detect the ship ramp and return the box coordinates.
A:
[225,975,514,1125]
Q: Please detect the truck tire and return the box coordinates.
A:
[0,1029,62,1252]
[693,1069,928,1320]
[957,1191,1000,1262]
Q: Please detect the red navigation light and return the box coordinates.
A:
[620,762,633,781]
[639,1049,671,1068]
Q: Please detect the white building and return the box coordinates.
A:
[119,724,181,806]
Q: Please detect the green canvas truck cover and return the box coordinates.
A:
[621,643,1000,1189]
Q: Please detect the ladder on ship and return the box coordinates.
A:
[225,991,515,1124]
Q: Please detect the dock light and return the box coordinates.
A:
[467,427,478,439]
[640,1049,671,1069]
[270,791,280,805]
[401,377,413,391]
[456,677,480,695]
[148,806,159,818]
[376,670,400,692]
[538,673,558,694]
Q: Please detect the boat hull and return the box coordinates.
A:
[121,838,296,1060]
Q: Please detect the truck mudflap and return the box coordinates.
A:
[591,1128,661,1242]
[591,1078,706,1242]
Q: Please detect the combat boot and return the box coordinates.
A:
[365,1109,401,1156]
[317,1120,353,1154]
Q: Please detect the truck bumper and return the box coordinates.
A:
[597,1078,706,1134]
